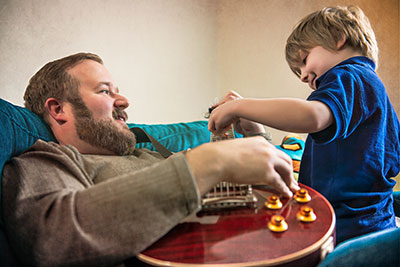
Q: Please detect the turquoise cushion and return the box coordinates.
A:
[0,98,56,194]
[129,121,212,152]
[129,122,244,152]
[276,134,305,162]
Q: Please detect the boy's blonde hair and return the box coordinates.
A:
[286,6,378,77]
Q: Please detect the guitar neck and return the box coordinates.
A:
[210,126,235,142]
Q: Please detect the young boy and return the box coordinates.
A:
[208,6,400,244]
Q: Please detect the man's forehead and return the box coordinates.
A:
[68,59,104,76]
[67,60,115,87]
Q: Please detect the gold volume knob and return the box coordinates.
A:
[268,215,288,232]
[265,195,283,210]
[297,206,317,222]
[294,188,311,203]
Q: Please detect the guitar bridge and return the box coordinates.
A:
[202,182,258,209]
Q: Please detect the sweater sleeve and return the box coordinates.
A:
[2,141,201,267]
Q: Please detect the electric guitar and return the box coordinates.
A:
[138,129,335,266]
[138,184,335,266]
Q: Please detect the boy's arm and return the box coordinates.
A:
[209,97,333,134]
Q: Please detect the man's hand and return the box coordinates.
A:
[185,136,299,198]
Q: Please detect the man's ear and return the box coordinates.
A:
[45,98,67,125]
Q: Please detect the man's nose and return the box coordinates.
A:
[114,94,129,109]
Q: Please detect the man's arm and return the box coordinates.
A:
[2,141,201,267]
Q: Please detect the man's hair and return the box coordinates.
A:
[285,6,378,77]
[24,52,103,121]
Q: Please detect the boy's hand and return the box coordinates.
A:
[208,91,239,135]
[208,99,239,135]
[209,91,264,136]
[211,90,242,108]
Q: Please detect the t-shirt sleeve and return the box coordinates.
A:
[307,69,364,144]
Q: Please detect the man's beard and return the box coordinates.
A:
[71,99,137,155]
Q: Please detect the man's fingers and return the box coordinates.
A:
[267,170,294,198]
[275,147,294,166]
[269,157,296,197]
[274,146,300,191]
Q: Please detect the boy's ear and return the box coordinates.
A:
[45,98,68,125]
[337,35,347,50]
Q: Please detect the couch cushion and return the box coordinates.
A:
[129,121,212,152]
[0,98,56,196]
[276,133,305,180]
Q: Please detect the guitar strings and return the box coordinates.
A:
[278,198,294,219]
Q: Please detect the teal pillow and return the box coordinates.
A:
[0,98,56,186]
[276,134,305,162]
[129,121,212,152]
[275,134,305,180]
[0,98,56,226]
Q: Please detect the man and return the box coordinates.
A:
[2,53,299,266]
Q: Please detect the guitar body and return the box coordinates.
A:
[138,184,335,266]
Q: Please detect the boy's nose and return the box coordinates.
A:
[300,72,308,83]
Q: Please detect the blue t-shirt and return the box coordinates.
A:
[299,56,400,244]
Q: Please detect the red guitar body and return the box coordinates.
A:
[138,184,335,266]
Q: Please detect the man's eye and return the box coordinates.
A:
[100,89,110,95]
[303,55,308,64]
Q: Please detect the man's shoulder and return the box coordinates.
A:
[4,139,89,182]
[17,139,82,161]
[25,139,71,152]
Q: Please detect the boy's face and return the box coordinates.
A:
[298,46,346,90]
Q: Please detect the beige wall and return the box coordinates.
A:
[0,0,219,123]
[0,0,398,144]
[217,0,399,143]
[215,0,399,189]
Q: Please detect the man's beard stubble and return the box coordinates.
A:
[71,99,137,156]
